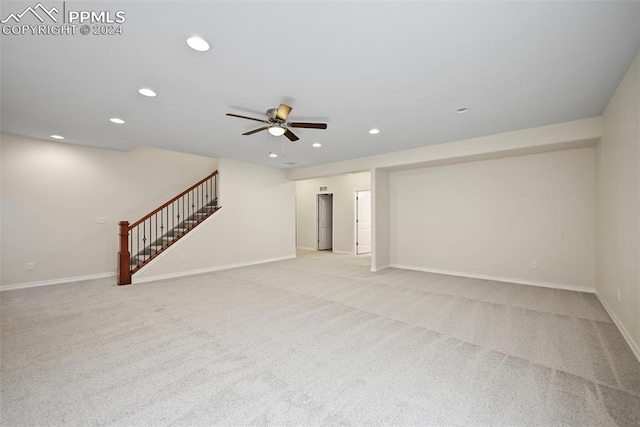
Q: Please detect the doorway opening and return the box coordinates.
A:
[317,193,333,251]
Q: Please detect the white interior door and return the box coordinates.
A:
[317,194,333,251]
[356,190,371,254]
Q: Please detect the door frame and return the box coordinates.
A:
[317,193,334,251]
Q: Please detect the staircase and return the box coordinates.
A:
[118,171,220,285]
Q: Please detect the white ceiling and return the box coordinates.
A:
[2,1,639,169]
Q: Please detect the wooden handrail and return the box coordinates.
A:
[129,170,218,229]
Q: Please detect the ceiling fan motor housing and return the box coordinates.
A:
[266,108,278,122]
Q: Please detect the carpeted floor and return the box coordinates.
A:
[1,250,639,426]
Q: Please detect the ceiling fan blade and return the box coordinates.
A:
[242,126,269,136]
[284,129,299,142]
[226,113,269,123]
[276,104,292,121]
[288,122,327,129]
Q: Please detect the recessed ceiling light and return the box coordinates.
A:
[50,134,64,140]
[186,36,210,52]
[138,88,157,97]
[110,118,125,124]
[369,128,380,135]
[269,152,278,158]
[456,107,469,113]
[312,142,322,148]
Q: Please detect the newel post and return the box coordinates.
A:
[117,221,132,285]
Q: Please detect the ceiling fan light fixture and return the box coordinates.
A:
[186,36,210,52]
[369,128,380,135]
[268,125,286,137]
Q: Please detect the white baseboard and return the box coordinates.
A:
[295,247,353,255]
[597,294,640,363]
[132,255,296,284]
[0,272,116,292]
[371,263,390,272]
[389,264,596,294]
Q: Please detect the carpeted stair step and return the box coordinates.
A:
[135,245,163,256]
[164,229,186,237]
[131,254,150,265]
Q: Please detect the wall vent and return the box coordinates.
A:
[319,186,328,191]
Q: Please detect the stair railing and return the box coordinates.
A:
[118,170,219,285]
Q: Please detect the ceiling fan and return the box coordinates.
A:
[226,104,327,142]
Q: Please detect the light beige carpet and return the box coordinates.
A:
[1,250,639,426]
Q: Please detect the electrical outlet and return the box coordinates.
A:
[530,261,538,269]
[26,262,34,271]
